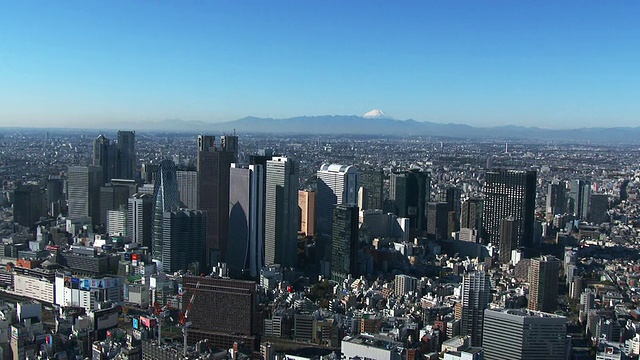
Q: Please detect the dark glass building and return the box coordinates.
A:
[161,209,207,273]
[197,134,237,265]
[330,204,359,283]
[389,169,430,235]
[152,160,180,262]
[359,169,384,210]
[482,169,536,248]
[427,202,449,240]
[116,130,136,180]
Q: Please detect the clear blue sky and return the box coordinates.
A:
[1,1,638,128]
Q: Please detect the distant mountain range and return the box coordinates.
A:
[101,110,640,144]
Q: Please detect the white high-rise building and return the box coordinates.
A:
[483,308,567,360]
[128,193,153,248]
[316,164,358,236]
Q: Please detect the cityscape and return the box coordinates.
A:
[2,1,640,360]
[0,127,639,360]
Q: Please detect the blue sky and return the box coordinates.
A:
[0,1,638,128]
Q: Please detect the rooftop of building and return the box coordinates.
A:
[487,308,566,319]
[343,333,402,350]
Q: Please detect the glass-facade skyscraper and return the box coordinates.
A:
[482,169,536,248]
[152,159,180,262]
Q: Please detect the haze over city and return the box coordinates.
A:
[1,1,639,129]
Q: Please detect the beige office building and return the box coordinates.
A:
[299,190,316,237]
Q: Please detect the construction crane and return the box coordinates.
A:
[179,275,203,357]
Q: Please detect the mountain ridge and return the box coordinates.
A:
[47,115,640,144]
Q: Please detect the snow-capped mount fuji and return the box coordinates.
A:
[362,109,392,119]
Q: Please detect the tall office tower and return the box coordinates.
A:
[482,169,536,247]
[395,274,418,296]
[92,134,115,185]
[441,186,462,216]
[183,276,258,351]
[316,164,358,237]
[99,185,129,225]
[176,169,198,209]
[358,169,384,210]
[330,204,359,283]
[569,179,591,220]
[152,160,180,262]
[483,309,567,360]
[264,157,299,268]
[197,134,238,264]
[461,271,491,347]
[161,210,207,273]
[67,166,103,225]
[13,184,44,228]
[460,198,483,233]
[498,217,517,264]
[128,193,153,248]
[447,211,459,237]
[546,181,566,216]
[116,130,136,179]
[228,164,264,278]
[528,255,560,313]
[390,169,430,235]
[588,194,609,224]
[46,176,64,217]
[427,202,449,240]
[298,190,316,237]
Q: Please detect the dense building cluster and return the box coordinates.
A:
[1,129,640,359]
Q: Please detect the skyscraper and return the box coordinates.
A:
[588,194,609,224]
[176,169,198,209]
[482,309,567,360]
[316,164,358,236]
[498,217,517,264]
[161,210,207,273]
[46,176,64,217]
[482,169,536,248]
[152,160,180,262]
[460,198,483,242]
[298,190,316,237]
[116,130,136,179]
[92,134,115,185]
[427,202,449,240]
[569,179,590,220]
[197,134,238,264]
[330,204,359,283]
[358,169,384,210]
[461,271,491,347]
[390,169,430,235]
[228,164,264,278]
[264,157,299,268]
[441,185,462,216]
[67,165,103,225]
[128,193,153,248]
[546,181,566,217]
[528,255,560,313]
[13,184,44,228]
[461,198,482,230]
[99,185,129,226]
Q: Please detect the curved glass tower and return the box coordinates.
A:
[152,159,180,262]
